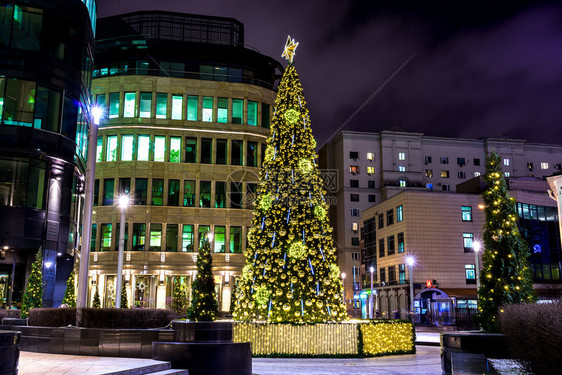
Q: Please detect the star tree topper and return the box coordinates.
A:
[281,35,299,63]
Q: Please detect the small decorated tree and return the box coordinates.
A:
[61,269,76,307]
[172,277,188,315]
[120,284,128,308]
[477,151,535,332]
[21,249,43,318]
[187,233,218,321]
[92,285,101,308]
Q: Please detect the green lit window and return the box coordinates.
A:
[100,223,112,251]
[198,225,210,250]
[109,93,119,118]
[132,223,146,251]
[151,179,164,206]
[96,94,105,107]
[170,137,181,162]
[123,92,135,117]
[103,178,114,205]
[168,179,180,206]
[397,205,403,222]
[461,206,472,221]
[216,139,227,165]
[247,141,257,167]
[231,140,242,165]
[134,178,148,205]
[465,264,476,282]
[10,5,42,52]
[96,136,103,162]
[183,180,195,207]
[215,181,226,208]
[214,226,225,252]
[171,95,183,120]
[139,92,151,118]
[232,99,243,124]
[217,98,228,123]
[137,135,150,161]
[247,100,257,125]
[121,135,134,161]
[202,97,213,122]
[156,93,167,119]
[261,103,270,128]
[398,232,405,253]
[0,158,46,209]
[201,138,212,164]
[185,137,197,163]
[230,226,242,253]
[199,181,211,208]
[187,96,198,121]
[463,233,474,250]
[90,224,97,251]
[182,224,194,252]
[166,224,178,252]
[3,78,36,126]
[106,136,117,161]
[34,85,61,131]
[154,136,165,162]
[149,223,162,251]
[0,77,4,120]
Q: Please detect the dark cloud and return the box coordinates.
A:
[97,0,562,146]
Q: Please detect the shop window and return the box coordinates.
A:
[214,226,226,252]
[170,137,181,163]
[156,93,167,119]
[166,224,178,252]
[231,140,242,165]
[149,224,162,251]
[134,178,147,205]
[261,103,270,128]
[182,224,194,252]
[187,95,198,121]
[201,138,212,164]
[232,99,243,124]
[100,223,112,251]
[230,226,242,253]
[103,178,114,205]
[109,93,119,118]
[183,180,195,207]
[216,139,227,165]
[123,92,135,117]
[121,135,134,161]
[215,181,226,208]
[132,223,145,251]
[168,179,180,206]
[139,92,151,118]
[247,100,258,125]
[217,98,228,123]
[137,135,150,161]
[199,181,211,207]
[202,97,213,122]
[154,136,165,162]
[151,179,164,206]
[171,95,182,120]
[185,137,197,163]
[247,141,257,167]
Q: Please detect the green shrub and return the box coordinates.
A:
[76,308,179,328]
[500,301,562,375]
[28,308,76,327]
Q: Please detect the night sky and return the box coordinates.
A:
[97,0,562,147]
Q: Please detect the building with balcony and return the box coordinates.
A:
[0,0,96,308]
[89,11,282,311]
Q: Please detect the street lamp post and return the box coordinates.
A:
[115,195,129,308]
[473,241,482,291]
[369,266,374,319]
[406,256,415,323]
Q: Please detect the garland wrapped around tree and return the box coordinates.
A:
[477,151,535,332]
[21,249,43,318]
[233,37,347,323]
[61,269,76,307]
[187,233,218,321]
[172,277,188,315]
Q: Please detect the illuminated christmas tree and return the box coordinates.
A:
[477,151,535,332]
[92,285,101,308]
[233,37,347,323]
[187,233,218,321]
[172,277,188,315]
[120,284,128,308]
[62,269,76,307]
[21,250,43,318]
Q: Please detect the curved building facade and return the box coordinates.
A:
[89,11,282,310]
[0,0,96,307]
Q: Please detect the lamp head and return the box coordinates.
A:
[341,272,346,280]
[370,266,374,273]
[406,256,415,267]
[91,105,104,126]
[118,195,130,209]
[473,241,482,253]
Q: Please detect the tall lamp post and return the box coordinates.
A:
[341,272,346,307]
[473,241,482,291]
[369,266,374,319]
[406,256,415,323]
[77,105,103,309]
[115,195,129,308]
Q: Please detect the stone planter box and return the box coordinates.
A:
[441,332,510,374]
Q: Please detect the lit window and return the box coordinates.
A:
[170,137,181,163]
[187,96,198,121]
[350,165,359,174]
[366,166,375,175]
[100,224,112,251]
[425,169,433,177]
[182,224,194,252]
[214,226,226,252]
[154,136,165,162]
[463,233,474,250]
[440,157,449,164]
[106,135,117,161]
[202,97,213,122]
[397,232,404,253]
[503,158,510,166]
[352,222,358,231]
[366,152,374,161]
[398,152,406,161]
[474,172,481,177]
[215,182,226,208]
[461,206,472,221]
[465,264,476,283]
[149,224,162,250]
[137,135,150,161]
[397,205,403,222]
[171,95,183,120]
[248,100,258,125]
[399,180,407,187]
[109,93,119,118]
[232,99,243,124]
[151,180,164,206]
[96,137,103,162]
[541,162,549,170]
[217,98,228,123]
[123,92,135,117]
[441,170,449,178]
[156,93,167,119]
[504,172,510,177]
[398,165,406,172]
[121,135,134,161]
[230,227,242,253]
[139,92,151,118]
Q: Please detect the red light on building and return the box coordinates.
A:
[426,280,433,288]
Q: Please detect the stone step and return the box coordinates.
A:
[104,362,172,375]
[146,370,190,375]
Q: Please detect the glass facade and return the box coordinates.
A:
[171,95,182,120]
[138,135,150,161]
[156,93,167,119]
[140,92,151,118]
[0,158,46,209]
[202,97,213,122]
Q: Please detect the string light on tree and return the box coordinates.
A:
[21,249,44,318]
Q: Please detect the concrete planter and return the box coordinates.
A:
[0,330,21,375]
[441,332,510,374]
